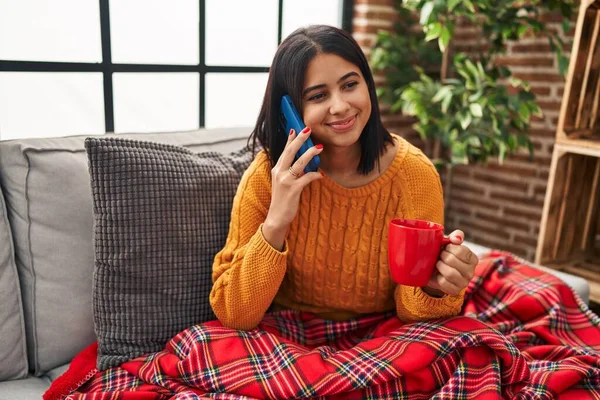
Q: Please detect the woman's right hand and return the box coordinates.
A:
[262,127,324,251]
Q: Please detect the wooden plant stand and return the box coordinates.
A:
[536,0,600,303]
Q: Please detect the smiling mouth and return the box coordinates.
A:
[327,114,357,131]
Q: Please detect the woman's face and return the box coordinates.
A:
[300,53,371,149]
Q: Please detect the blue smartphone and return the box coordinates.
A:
[280,94,321,173]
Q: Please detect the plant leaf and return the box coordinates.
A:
[498,141,507,164]
[532,104,544,118]
[509,77,523,87]
[469,103,483,118]
[463,0,475,13]
[468,90,483,102]
[451,142,469,165]
[465,60,480,79]
[448,0,461,12]
[450,129,459,141]
[517,24,529,37]
[442,93,453,113]
[438,25,451,53]
[518,102,531,121]
[459,112,472,130]
[467,135,481,147]
[492,117,500,134]
[432,86,451,102]
[425,22,442,41]
[420,2,435,25]
[527,139,535,160]
[558,54,570,76]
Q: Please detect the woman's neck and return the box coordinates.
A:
[318,136,398,189]
[318,142,362,179]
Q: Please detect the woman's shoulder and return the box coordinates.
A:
[250,149,271,169]
[240,149,272,184]
[390,133,439,178]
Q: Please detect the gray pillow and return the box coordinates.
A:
[85,137,253,370]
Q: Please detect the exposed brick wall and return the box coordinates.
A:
[353,2,574,260]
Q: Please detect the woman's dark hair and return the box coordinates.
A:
[249,24,394,175]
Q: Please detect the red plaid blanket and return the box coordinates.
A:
[45,253,600,399]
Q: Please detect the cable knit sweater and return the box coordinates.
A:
[210,135,465,330]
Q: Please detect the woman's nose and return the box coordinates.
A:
[329,93,350,115]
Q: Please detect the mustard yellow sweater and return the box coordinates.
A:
[210,135,465,330]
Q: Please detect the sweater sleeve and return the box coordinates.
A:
[393,146,465,322]
[210,152,288,330]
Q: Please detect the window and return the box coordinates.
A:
[0,0,353,140]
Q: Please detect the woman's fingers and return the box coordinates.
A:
[296,170,324,186]
[437,260,469,288]
[446,229,464,245]
[426,260,468,296]
[425,233,478,297]
[278,127,312,168]
[427,266,464,296]
[439,249,474,280]
[291,142,323,176]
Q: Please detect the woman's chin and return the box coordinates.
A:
[324,125,363,146]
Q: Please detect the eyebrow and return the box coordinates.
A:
[302,71,360,97]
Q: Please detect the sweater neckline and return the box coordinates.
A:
[317,133,409,197]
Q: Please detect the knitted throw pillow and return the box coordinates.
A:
[85,137,253,370]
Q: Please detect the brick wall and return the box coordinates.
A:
[353,0,574,260]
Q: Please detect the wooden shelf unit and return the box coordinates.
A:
[536,0,600,303]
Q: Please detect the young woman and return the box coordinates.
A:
[210,25,479,331]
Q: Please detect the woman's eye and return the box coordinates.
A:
[344,81,358,90]
[308,93,325,101]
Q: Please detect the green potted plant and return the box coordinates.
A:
[371,0,575,205]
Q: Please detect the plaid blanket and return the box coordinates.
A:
[45,252,600,399]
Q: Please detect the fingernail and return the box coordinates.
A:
[289,129,295,136]
[456,235,463,241]
[302,127,310,134]
[315,144,323,150]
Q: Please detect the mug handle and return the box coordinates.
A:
[441,237,452,246]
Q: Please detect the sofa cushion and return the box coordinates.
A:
[0,376,49,400]
[44,364,69,382]
[0,128,251,376]
[0,188,28,380]
[85,137,253,370]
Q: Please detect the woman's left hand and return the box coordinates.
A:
[423,230,478,297]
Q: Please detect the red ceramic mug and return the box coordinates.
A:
[388,218,451,287]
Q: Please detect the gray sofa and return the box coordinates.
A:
[0,127,591,399]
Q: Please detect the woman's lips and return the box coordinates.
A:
[327,114,357,132]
